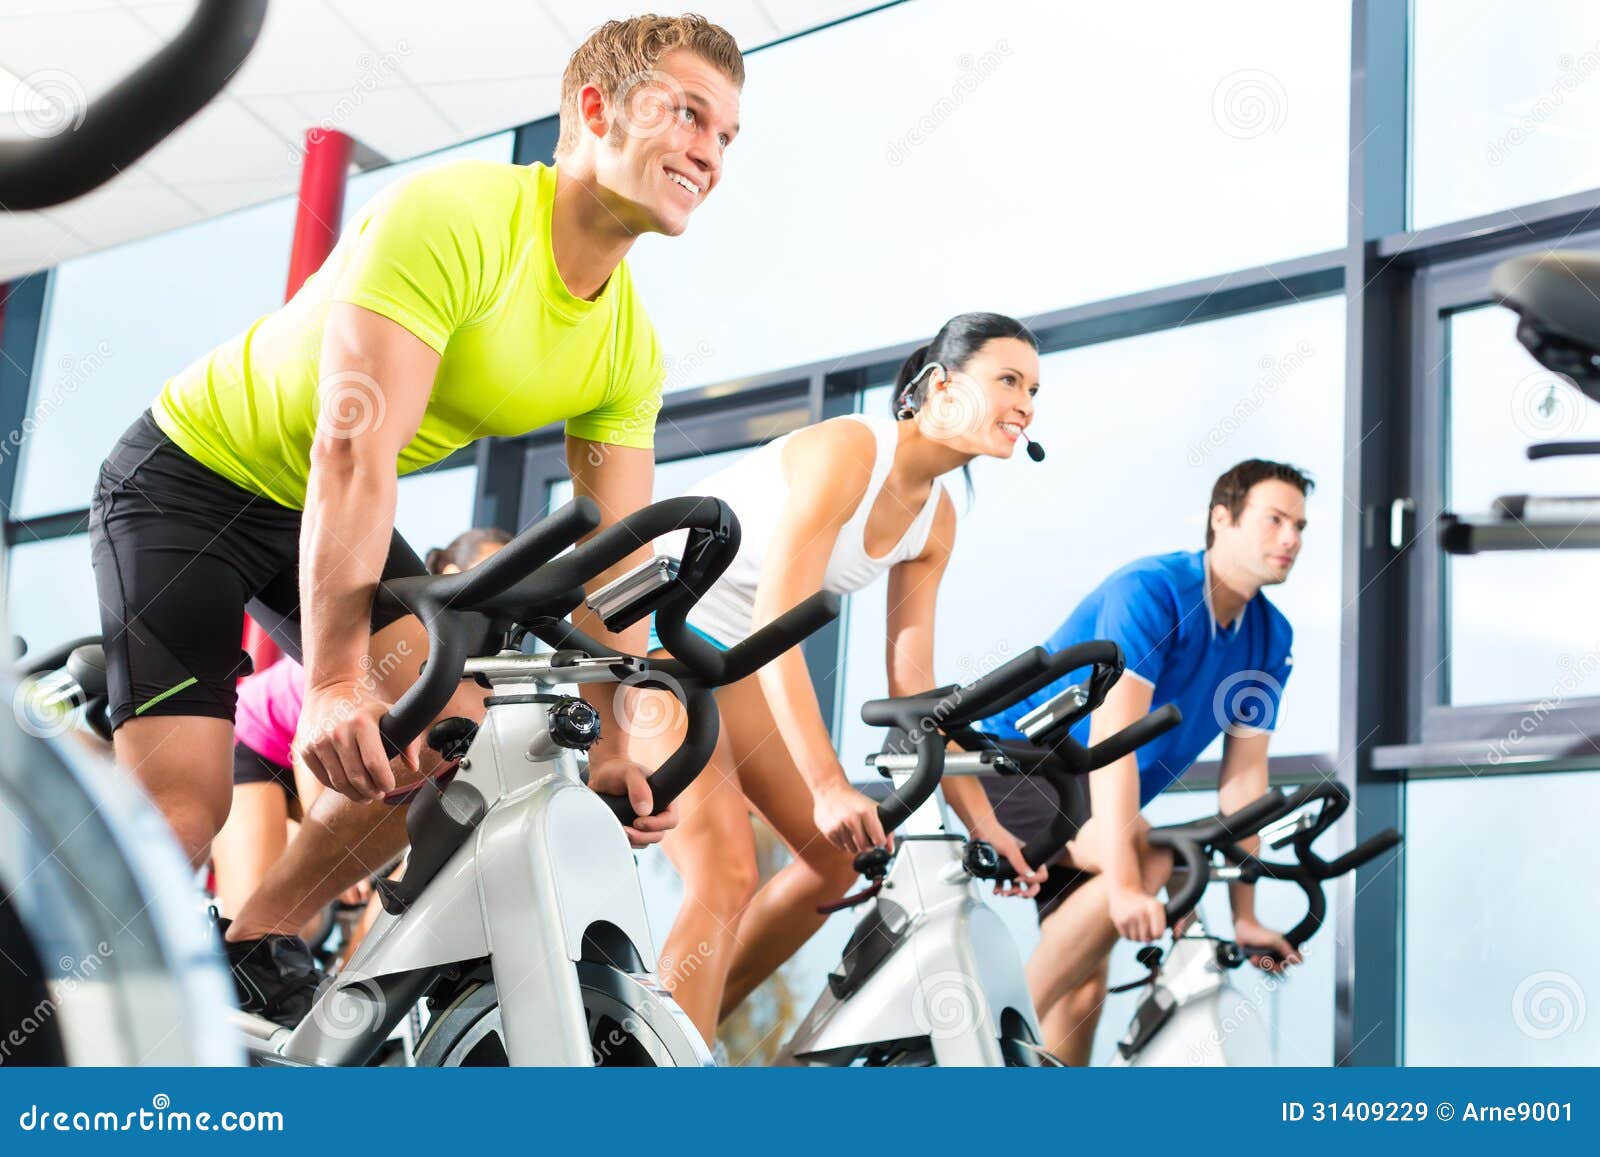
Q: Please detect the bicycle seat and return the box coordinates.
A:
[1493,250,1600,399]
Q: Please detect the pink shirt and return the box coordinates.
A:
[234,656,305,768]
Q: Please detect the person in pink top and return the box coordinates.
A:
[209,528,510,921]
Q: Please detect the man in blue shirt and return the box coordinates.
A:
[978,459,1312,1064]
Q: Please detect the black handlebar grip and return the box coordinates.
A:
[597,684,720,824]
[1150,830,1210,926]
[377,609,487,759]
[1086,703,1183,768]
[938,647,1055,727]
[716,592,842,684]
[1320,827,1402,878]
[1212,787,1293,844]
[945,641,1122,728]
[0,1,268,211]
[875,721,946,833]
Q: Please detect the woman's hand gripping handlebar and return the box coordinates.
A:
[373,495,840,828]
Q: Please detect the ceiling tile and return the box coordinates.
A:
[290,83,458,164]
[0,6,161,97]
[537,1,777,50]
[412,75,560,143]
[179,175,299,218]
[139,96,300,184]
[46,166,199,246]
[756,0,882,38]
[330,0,573,86]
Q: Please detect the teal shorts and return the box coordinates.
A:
[646,614,730,656]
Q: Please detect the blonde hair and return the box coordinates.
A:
[556,13,744,158]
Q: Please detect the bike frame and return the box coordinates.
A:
[238,657,711,1067]
[779,770,1043,1067]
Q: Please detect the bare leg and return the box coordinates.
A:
[112,715,234,868]
[226,616,487,942]
[1039,961,1109,1065]
[1026,816,1173,1021]
[653,724,758,1047]
[712,676,860,1022]
[210,782,290,917]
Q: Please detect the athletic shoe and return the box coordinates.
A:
[215,914,326,1028]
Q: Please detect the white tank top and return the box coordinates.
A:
[666,414,946,647]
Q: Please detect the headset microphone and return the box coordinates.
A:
[1022,432,1046,462]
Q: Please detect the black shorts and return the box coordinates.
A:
[982,771,1095,917]
[89,411,425,730]
[232,741,298,802]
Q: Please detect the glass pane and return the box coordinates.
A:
[394,464,480,562]
[1404,771,1600,1064]
[837,296,1346,784]
[629,0,1350,391]
[16,196,298,518]
[1444,306,1600,705]
[1412,0,1600,229]
[6,535,98,657]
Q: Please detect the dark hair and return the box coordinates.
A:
[890,313,1039,501]
[1206,460,1314,548]
[425,526,512,575]
[891,312,1039,418]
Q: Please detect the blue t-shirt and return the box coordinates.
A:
[978,551,1293,806]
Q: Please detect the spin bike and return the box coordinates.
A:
[778,641,1182,1066]
[1442,248,1600,554]
[231,494,838,1067]
[1110,781,1401,1066]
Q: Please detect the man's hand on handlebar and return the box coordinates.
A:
[1108,881,1167,943]
[1233,916,1302,971]
[587,738,679,848]
[814,778,892,855]
[297,682,419,802]
[971,821,1047,899]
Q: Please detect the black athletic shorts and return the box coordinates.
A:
[232,740,298,802]
[982,770,1095,917]
[88,411,426,730]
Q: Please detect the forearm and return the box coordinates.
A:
[941,773,1002,835]
[299,449,395,689]
[1088,759,1144,888]
[571,553,651,742]
[756,644,845,793]
[1218,760,1268,924]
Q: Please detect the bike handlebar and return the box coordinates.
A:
[0,1,267,210]
[1151,781,1403,945]
[374,496,839,824]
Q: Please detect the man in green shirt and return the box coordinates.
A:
[88,15,744,1025]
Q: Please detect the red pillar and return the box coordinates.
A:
[242,128,354,675]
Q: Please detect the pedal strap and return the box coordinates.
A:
[816,879,882,915]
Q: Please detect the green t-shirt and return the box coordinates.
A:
[152,161,664,509]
